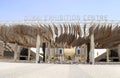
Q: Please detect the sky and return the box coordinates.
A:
[0,0,120,21]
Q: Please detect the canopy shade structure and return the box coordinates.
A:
[89,23,120,48]
[0,22,119,49]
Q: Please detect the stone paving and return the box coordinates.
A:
[0,62,120,78]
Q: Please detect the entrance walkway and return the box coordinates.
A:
[0,62,120,78]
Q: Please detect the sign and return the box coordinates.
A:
[78,49,80,54]
[60,49,62,54]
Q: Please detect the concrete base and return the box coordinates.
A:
[0,62,120,78]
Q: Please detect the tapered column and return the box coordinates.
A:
[45,48,48,62]
[75,47,80,63]
[36,34,40,63]
[90,33,95,65]
[84,44,87,64]
[55,48,59,62]
[118,45,120,61]
[59,48,62,63]
[28,48,31,61]
[106,49,110,62]
[48,43,51,63]
[1,43,5,57]
[62,48,64,62]
[14,43,18,61]
[17,46,21,60]
[75,47,77,62]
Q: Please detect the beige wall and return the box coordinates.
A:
[64,48,75,57]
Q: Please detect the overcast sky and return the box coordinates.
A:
[0,0,120,21]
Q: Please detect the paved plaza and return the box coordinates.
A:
[0,62,120,78]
